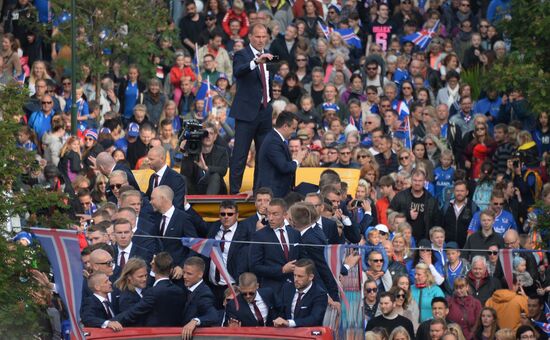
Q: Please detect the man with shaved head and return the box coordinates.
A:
[150,185,198,281]
[94,151,140,190]
[81,272,123,330]
[145,146,186,209]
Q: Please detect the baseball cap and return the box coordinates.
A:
[445,241,459,250]
[322,102,339,112]
[375,224,389,234]
[418,239,432,249]
[128,122,140,137]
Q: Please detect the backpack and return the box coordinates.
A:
[473,180,493,211]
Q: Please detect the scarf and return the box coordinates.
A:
[446,85,460,108]
[415,282,428,288]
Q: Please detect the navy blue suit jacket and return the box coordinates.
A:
[224,287,279,326]
[145,166,186,208]
[182,281,220,326]
[230,45,272,122]
[115,279,186,327]
[185,206,210,238]
[249,226,302,294]
[255,129,297,198]
[156,207,198,267]
[114,243,154,269]
[118,289,141,313]
[81,295,115,327]
[206,222,252,283]
[320,217,341,245]
[300,226,340,302]
[279,281,328,327]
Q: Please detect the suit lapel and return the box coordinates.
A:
[227,224,245,262]
[268,228,286,259]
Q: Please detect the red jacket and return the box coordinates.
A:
[169,66,196,87]
[221,9,249,38]
[446,295,482,340]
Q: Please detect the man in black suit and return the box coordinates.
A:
[321,185,362,243]
[150,185,198,281]
[289,203,340,307]
[181,257,220,340]
[304,192,341,244]
[249,198,302,294]
[114,252,186,327]
[255,111,307,198]
[268,24,298,69]
[114,207,159,255]
[180,121,229,195]
[225,272,279,326]
[229,23,275,194]
[146,146,186,209]
[81,272,123,331]
[204,200,253,308]
[273,259,328,328]
[94,151,140,191]
[107,170,132,205]
[112,218,154,271]
[239,187,273,234]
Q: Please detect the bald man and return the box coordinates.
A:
[150,185,198,280]
[145,146,186,209]
[494,230,539,286]
[94,151,140,191]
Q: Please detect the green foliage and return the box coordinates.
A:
[50,0,177,80]
[0,82,75,337]
[460,65,483,101]
[480,0,550,114]
[533,201,550,248]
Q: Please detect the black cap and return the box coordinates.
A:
[206,11,216,19]
[445,241,459,250]
[418,239,431,249]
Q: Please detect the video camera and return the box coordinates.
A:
[178,120,208,162]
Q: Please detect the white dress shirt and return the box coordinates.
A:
[117,242,133,267]
[160,205,175,236]
[249,45,271,103]
[209,222,237,285]
[249,291,269,322]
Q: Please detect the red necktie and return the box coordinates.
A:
[257,53,268,108]
[119,251,126,269]
[215,229,231,284]
[251,300,265,326]
[153,174,159,188]
[278,229,289,261]
[293,292,304,318]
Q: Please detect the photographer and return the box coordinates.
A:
[180,121,229,194]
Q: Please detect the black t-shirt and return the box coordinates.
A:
[310,87,325,107]
[365,314,415,338]
[368,19,396,52]
[410,192,427,241]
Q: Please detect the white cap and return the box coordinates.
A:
[375,224,389,234]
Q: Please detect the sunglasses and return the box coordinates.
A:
[492,202,504,206]
[240,291,255,296]
[370,259,384,263]
[220,212,235,217]
[396,293,406,298]
[357,155,369,159]
[110,183,123,190]
[63,82,71,85]
[42,101,53,104]
[367,67,377,71]
[296,59,307,62]
[97,260,114,266]
[488,251,498,256]
[365,288,378,293]
[340,152,351,155]
[399,156,409,160]
[85,137,95,141]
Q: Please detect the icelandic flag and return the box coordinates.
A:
[195,81,210,100]
[402,20,440,51]
[181,237,239,309]
[194,43,200,76]
[393,100,410,121]
[498,248,515,290]
[318,21,332,40]
[546,302,550,320]
[532,320,550,335]
[31,227,85,340]
[395,116,412,149]
[334,28,362,49]
[324,244,350,309]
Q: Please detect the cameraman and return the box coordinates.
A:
[180,121,229,194]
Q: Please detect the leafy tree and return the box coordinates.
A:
[0,82,75,338]
[49,0,177,87]
[480,0,550,113]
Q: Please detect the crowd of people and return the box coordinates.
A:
[2,0,550,339]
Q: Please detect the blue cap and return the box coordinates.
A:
[13,231,33,246]
[322,102,339,111]
[328,4,341,14]
[273,74,284,84]
[128,123,140,137]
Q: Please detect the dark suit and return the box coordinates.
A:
[114,243,154,269]
[182,281,220,326]
[279,281,328,327]
[118,290,144,326]
[300,226,340,302]
[293,182,319,197]
[81,295,116,328]
[229,44,273,194]
[145,166,186,209]
[115,279,186,327]
[249,226,302,294]
[269,35,298,69]
[224,287,279,326]
[319,217,341,245]
[239,213,261,236]
[131,227,160,256]
[156,207,198,267]
[255,129,297,198]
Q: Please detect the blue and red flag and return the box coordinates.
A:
[318,22,362,49]
[324,244,350,309]
[402,20,440,50]
[181,237,239,308]
[31,227,85,340]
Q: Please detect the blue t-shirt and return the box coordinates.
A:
[434,166,455,208]
[468,209,518,236]
[124,82,139,118]
[446,260,466,290]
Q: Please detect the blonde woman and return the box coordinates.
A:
[392,232,412,263]
[28,61,52,96]
[410,263,445,322]
[388,326,411,340]
[58,136,82,182]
